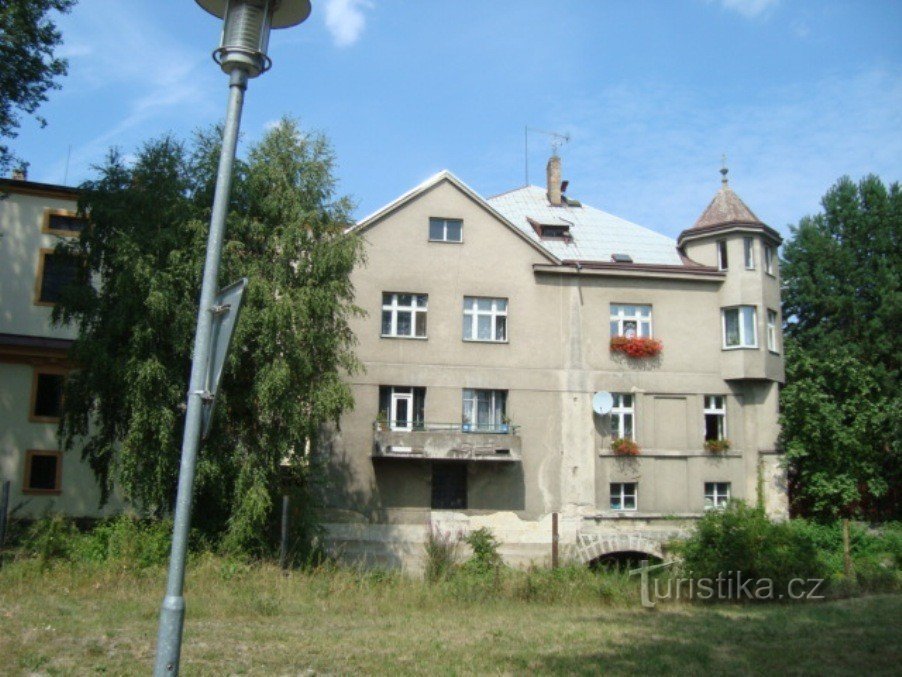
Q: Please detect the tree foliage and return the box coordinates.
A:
[780,175,901,520]
[53,119,363,554]
[0,0,74,175]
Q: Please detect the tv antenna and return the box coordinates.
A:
[524,126,570,186]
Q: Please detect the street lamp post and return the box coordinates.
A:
[153,2,311,674]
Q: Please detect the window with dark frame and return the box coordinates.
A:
[428,217,462,243]
[431,462,467,509]
[32,370,65,420]
[37,251,80,304]
[23,450,62,493]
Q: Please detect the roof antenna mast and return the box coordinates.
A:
[524,126,570,186]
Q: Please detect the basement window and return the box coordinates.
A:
[431,462,467,509]
[610,482,637,511]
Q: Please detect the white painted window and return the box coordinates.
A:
[704,395,727,441]
[462,389,507,432]
[429,217,463,243]
[610,394,635,440]
[610,304,653,338]
[743,237,755,270]
[610,482,637,511]
[717,240,728,271]
[705,482,731,510]
[722,306,757,348]
[766,309,779,352]
[381,293,428,338]
[463,297,507,342]
[764,244,776,276]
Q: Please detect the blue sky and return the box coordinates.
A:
[12,0,902,239]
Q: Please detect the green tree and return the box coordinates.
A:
[780,175,901,520]
[0,0,75,176]
[53,119,363,555]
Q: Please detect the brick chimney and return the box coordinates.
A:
[546,154,562,206]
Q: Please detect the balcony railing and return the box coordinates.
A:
[372,420,521,462]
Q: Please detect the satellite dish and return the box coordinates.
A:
[592,391,614,415]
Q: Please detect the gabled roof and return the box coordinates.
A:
[350,170,559,263]
[487,185,684,266]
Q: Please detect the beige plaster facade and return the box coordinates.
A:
[0,179,114,518]
[323,168,788,570]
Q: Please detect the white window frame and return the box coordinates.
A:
[766,309,779,353]
[462,388,507,432]
[610,393,635,440]
[381,293,428,338]
[717,240,728,271]
[743,237,755,270]
[703,395,727,441]
[463,297,508,342]
[428,217,463,243]
[764,244,776,276]
[610,304,653,338]
[721,306,758,349]
[704,482,731,510]
[610,482,637,511]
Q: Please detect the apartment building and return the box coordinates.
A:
[0,175,113,518]
[323,158,787,568]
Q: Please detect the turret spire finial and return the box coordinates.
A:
[720,154,729,186]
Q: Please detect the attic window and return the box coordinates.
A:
[540,225,570,240]
[611,253,633,263]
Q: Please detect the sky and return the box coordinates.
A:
[11,0,902,240]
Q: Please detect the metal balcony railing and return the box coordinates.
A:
[373,420,520,435]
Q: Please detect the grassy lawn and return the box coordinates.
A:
[1,558,900,675]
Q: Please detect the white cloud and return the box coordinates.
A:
[716,0,780,19]
[323,0,372,48]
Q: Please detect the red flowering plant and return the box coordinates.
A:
[704,439,731,454]
[611,437,640,456]
[611,336,664,360]
[610,336,662,359]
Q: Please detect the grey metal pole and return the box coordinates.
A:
[153,67,248,676]
[279,494,290,570]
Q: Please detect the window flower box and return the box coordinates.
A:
[611,437,640,456]
[704,439,731,454]
[610,336,662,359]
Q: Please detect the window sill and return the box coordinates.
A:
[462,339,509,345]
[427,239,463,244]
[28,415,62,424]
[721,345,758,351]
[22,488,62,495]
[380,335,428,340]
[768,349,780,355]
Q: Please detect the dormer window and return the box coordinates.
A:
[528,217,572,242]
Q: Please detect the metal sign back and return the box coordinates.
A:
[201,277,248,438]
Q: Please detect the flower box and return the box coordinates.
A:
[610,336,662,359]
[704,439,731,454]
[611,437,640,456]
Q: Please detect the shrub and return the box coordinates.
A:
[72,515,172,568]
[22,513,79,562]
[462,527,503,574]
[424,525,458,583]
[678,502,825,596]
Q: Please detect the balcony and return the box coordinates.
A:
[372,421,521,462]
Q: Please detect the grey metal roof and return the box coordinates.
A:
[487,185,683,266]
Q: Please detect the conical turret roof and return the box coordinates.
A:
[692,168,763,229]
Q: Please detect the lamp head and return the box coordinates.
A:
[196,0,312,77]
